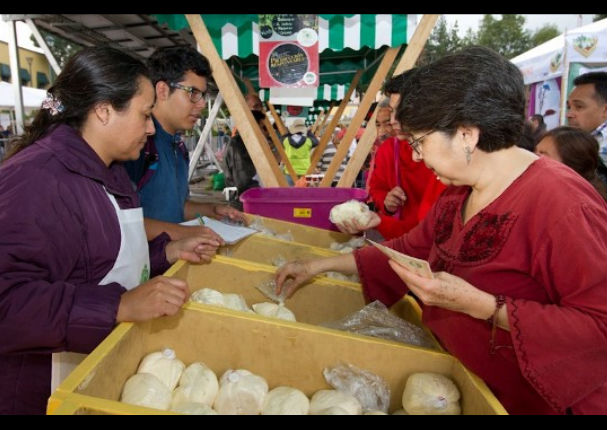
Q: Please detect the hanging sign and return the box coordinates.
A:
[259,14,319,88]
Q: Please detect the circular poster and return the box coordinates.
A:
[267,43,309,85]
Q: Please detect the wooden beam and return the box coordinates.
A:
[336,14,440,188]
[393,14,440,75]
[243,77,257,95]
[262,117,298,184]
[186,14,287,187]
[310,111,323,135]
[321,47,400,187]
[315,102,334,135]
[266,101,288,137]
[306,70,363,176]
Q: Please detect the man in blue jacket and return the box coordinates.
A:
[124,47,245,240]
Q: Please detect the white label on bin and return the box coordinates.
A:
[293,208,312,218]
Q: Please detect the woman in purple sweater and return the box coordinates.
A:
[0,46,221,414]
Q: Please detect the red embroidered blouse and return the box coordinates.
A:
[354,157,607,414]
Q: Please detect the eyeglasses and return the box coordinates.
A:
[408,130,434,156]
[169,82,206,103]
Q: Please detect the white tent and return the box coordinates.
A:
[511,18,607,126]
[0,81,47,111]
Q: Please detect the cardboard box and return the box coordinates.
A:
[219,233,343,269]
[245,213,354,249]
[168,256,410,329]
[48,305,506,415]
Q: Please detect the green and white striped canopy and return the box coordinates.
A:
[154,14,416,94]
[155,14,413,59]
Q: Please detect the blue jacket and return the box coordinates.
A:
[123,117,190,223]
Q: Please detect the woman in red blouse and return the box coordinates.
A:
[275,47,607,414]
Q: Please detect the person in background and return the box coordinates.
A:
[363,73,446,240]
[364,101,395,199]
[275,46,607,414]
[517,120,538,152]
[282,118,318,184]
[567,72,607,164]
[529,113,547,143]
[0,46,221,415]
[223,109,268,208]
[123,46,244,242]
[314,126,350,187]
[231,93,264,137]
[535,126,607,201]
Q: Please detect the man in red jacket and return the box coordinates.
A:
[366,74,446,239]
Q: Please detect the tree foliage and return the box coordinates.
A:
[474,15,531,59]
[418,17,465,65]
[531,24,559,47]
[420,14,568,65]
[30,29,82,69]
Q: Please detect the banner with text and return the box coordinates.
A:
[259,14,319,88]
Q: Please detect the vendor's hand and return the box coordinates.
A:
[335,212,381,235]
[175,225,223,242]
[116,276,189,322]
[387,260,494,320]
[165,235,223,264]
[384,186,407,213]
[274,260,316,298]
[213,204,246,223]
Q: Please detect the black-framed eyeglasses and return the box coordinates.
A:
[169,82,206,103]
[408,130,434,156]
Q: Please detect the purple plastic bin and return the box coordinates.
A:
[240,187,368,231]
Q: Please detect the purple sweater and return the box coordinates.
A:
[0,125,171,414]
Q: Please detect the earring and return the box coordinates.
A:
[465,146,472,164]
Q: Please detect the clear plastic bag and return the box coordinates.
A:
[248,218,294,242]
[271,255,287,268]
[320,300,436,349]
[323,362,390,413]
[255,279,290,305]
[329,236,366,253]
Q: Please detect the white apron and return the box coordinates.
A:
[50,191,150,393]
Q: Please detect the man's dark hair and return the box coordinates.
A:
[395,46,526,152]
[147,46,212,87]
[251,110,266,123]
[573,71,607,105]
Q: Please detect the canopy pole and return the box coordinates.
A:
[315,101,335,135]
[310,110,324,135]
[186,14,286,187]
[7,21,25,135]
[266,101,288,136]
[305,70,363,176]
[262,117,298,184]
[559,29,569,126]
[322,46,400,187]
[242,79,297,181]
[25,19,62,75]
[188,93,224,180]
[336,14,440,188]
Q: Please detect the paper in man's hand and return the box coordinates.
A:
[365,239,433,279]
